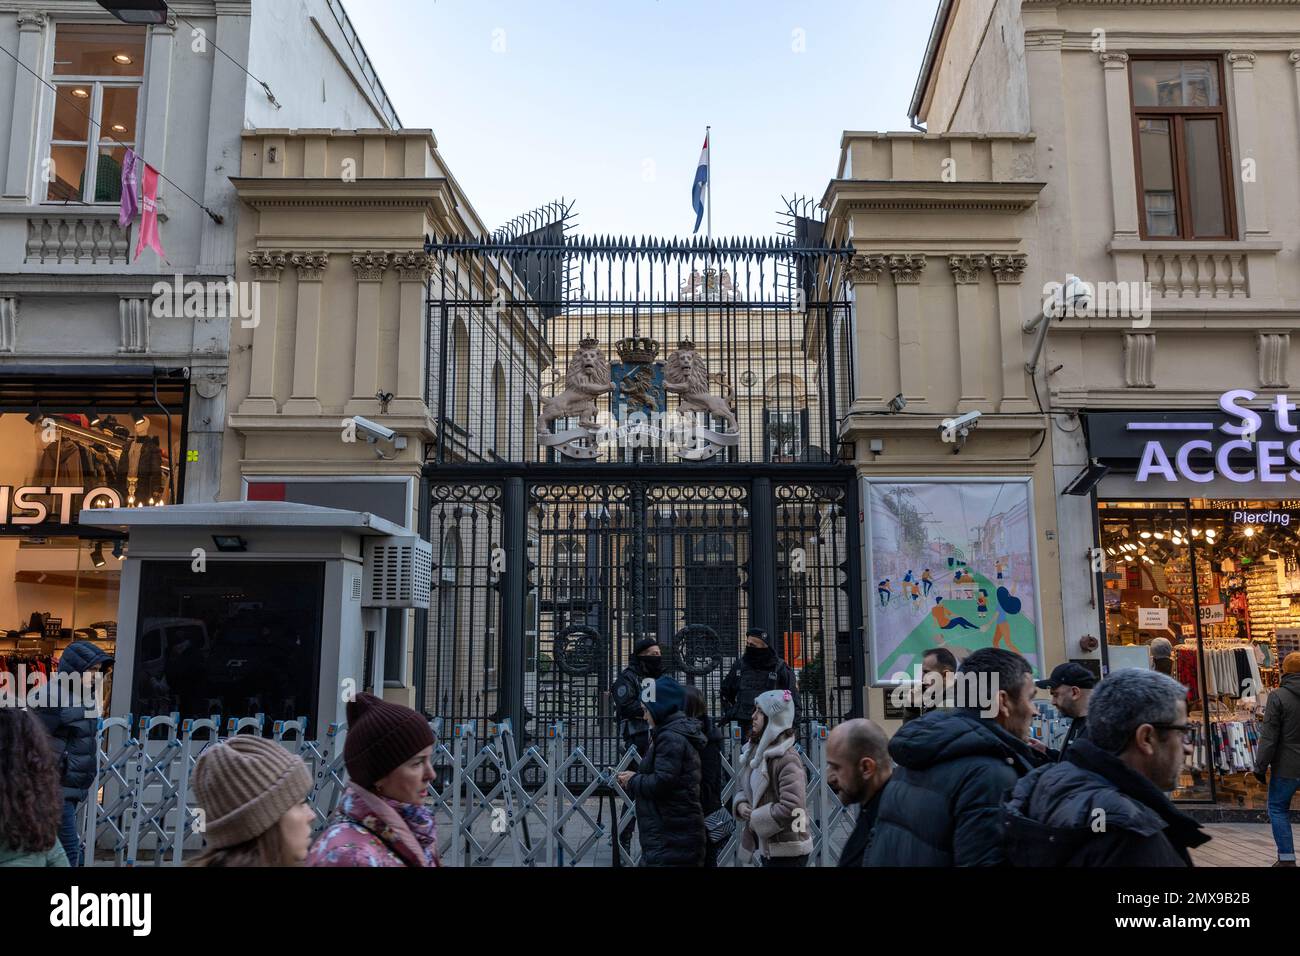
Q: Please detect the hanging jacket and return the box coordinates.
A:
[866,708,1037,867]
[306,784,440,867]
[35,437,84,488]
[626,711,707,866]
[1256,673,1300,779]
[1003,738,1210,867]
[36,641,114,800]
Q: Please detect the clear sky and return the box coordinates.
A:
[344,0,939,239]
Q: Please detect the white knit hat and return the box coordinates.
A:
[748,689,796,768]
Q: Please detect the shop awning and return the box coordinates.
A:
[0,365,188,411]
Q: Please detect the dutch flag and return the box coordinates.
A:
[691,132,709,234]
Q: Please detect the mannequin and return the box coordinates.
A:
[116,417,165,505]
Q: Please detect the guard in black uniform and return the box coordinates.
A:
[720,628,799,731]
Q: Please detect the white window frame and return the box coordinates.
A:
[41,22,146,206]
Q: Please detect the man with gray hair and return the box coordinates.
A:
[1003,669,1209,866]
[825,719,892,866]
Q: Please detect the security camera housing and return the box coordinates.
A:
[939,410,982,434]
[351,415,397,443]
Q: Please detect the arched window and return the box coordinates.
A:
[447,319,470,424]
[763,374,809,462]
[493,362,507,458]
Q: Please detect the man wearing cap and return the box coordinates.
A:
[611,637,663,761]
[720,628,800,733]
[1029,662,1096,763]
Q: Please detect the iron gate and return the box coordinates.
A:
[419,221,864,775]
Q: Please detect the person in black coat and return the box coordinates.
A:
[867,648,1039,867]
[685,684,726,867]
[720,628,799,731]
[617,676,707,867]
[826,718,892,866]
[36,640,113,867]
[1004,669,1209,867]
[611,637,664,760]
[1027,662,1095,763]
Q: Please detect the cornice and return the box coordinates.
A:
[822,181,1045,218]
[230,178,454,218]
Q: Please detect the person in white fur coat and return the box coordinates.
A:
[732,689,813,867]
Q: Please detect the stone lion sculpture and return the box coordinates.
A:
[537,338,613,435]
[664,340,738,432]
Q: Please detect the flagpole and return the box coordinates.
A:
[706,125,712,241]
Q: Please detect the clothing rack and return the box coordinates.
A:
[47,418,129,451]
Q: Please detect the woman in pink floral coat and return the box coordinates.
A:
[307,694,440,867]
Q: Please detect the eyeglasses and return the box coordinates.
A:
[1151,723,1194,745]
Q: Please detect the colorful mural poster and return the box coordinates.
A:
[864,478,1044,686]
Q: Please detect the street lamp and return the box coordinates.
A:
[96,1,170,25]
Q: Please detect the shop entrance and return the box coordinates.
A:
[1098,499,1299,806]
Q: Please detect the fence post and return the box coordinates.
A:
[501,477,528,737]
[546,722,562,867]
[814,722,830,868]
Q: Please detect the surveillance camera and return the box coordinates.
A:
[888,393,907,414]
[351,415,397,443]
[1060,274,1092,318]
[939,410,981,435]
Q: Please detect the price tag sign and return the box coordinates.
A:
[1138,607,1169,630]
[1181,624,1196,637]
[1199,603,1226,624]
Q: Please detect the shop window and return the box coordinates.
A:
[1129,58,1236,240]
[131,562,325,731]
[46,23,146,204]
[1098,501,1291,808]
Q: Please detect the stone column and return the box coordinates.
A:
[346,251,392,416]
[991,254,1034,413]
[239,252,286,415]
[5,13,45,198]
[889,254,927,408]
[140,14,177,179]
[949,254,988,412]
[1100,53,1138,243]
[846,254,886,409]
[1229,53,1266,239]
[0,297,16,352]
[392,251,432,416]
[283,252,329,415]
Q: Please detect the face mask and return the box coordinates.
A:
[639,656,663,678]
[744,644,775,665]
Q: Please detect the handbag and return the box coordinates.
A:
[705,807,734,844]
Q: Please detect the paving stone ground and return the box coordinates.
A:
[1191,824,1293,867]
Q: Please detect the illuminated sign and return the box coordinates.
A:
[0,486,122,525]
[1135,389,1300,484]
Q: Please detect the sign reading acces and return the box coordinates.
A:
[0,486,122,525]
[1135,389,1300,484]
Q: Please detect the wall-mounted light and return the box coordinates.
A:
[112,540,125,561]
[89,543,106,568]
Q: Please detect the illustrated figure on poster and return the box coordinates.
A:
[995,559,1006,581]
[977,589,989,620]
[989,586,1023,653]
[921,569,933,597]
[877,579,893,607]
[930,597,979,631]
[909,580,921,606]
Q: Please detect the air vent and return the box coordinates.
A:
[351,576,362,601]
[363,535,432,609]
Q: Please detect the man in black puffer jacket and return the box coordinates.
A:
[867,648,1039,866]
[1004,669,1209,867]
[37,641,113,867]
[617,676,707,866]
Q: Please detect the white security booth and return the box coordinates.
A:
[81,501,431,736]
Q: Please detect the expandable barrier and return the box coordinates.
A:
[78,715,854,867]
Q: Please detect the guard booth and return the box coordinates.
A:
[81,501,431,736]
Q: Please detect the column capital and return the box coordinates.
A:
[1228,51,1257,69]
[1290,51,1300,67]
[1099,52,1129,69]
[989,253,1028,285]
[248,250,287,282]
[393,251,434,282]
[352,251,392,282]
[16,12,46,30]
[887,254,926,285]
[846,253,887,284]
[290,251,329,281]
[948,254,988,285]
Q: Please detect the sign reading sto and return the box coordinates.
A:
[1136,389,1300,484]
[0,486,122,526]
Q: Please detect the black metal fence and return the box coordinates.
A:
[421,235,863,772]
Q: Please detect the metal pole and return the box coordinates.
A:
[706,126,712,241]
[845,478,867,718]
[502,477,527,741]
[750,476,779,653]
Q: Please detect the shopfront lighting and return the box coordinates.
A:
[1140,531,1152,539]
[96,1,170,25]
[89,543,105,568]
[112,540,125,561]
[1124,555,1134,562]
[1244,527,1256,538]
[1153,532,1164,540]
[113,53,134,65]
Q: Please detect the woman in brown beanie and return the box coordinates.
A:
[188,735,314,867]
[306,693,440,867]
[0,709,68,867]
